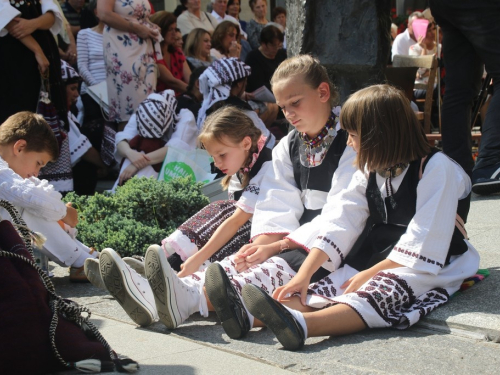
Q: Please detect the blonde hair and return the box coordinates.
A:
[271,54,339,108]
[0,112,59,160]
[199,106,262,189]
[340,84,430,171]
[184,28,210,60]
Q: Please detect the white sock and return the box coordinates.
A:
[284,305,308,338]
[239,296,255,328]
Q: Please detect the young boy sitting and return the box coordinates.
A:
[0,111,99,281]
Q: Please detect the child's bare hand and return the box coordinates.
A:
[341,268,376,294]
[273,273,311,306]
[177,256,203,278]
[62,203,78,228]
[234,243,277,272]
[128,150,150,170]
[119,163,138,185]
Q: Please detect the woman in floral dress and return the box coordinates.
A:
[98,0,162,128]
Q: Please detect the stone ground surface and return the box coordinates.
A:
[51,192,500,375]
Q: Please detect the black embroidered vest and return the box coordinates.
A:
[288,129,348,225]
[344,149,468,271]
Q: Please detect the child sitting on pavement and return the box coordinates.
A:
[0,111,99,281]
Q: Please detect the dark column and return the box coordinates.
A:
[286,0,391,103]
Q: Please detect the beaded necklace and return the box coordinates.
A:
[299,113,337,148]
[298,112,338,167]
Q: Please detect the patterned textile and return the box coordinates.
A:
[136,90,177,138]
[103,0,162,122]
[162,200,251,263]
[60,59,80,82]
[38,134,73,192]
[197,57,251,128]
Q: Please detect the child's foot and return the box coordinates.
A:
[144,245,201,329]
[84,258,106,289]
[99,248,158,326]
[69,265,89,283]
[242,284,305,351]
[205,263,250,339]
[123,257,145,276]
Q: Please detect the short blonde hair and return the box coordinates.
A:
[340,84,430,171]
[271,54,339,108]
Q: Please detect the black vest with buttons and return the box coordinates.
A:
[344,149,468,271]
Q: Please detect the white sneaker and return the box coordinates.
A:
[84,258,106,290]
[123,257,145,276]
[144,244,202,329]
[99,248,158,326]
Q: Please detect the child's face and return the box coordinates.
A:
[66,83,79,108]
[346,131,360,153]
[7,140,52,179]
[203,135,251,176]
[274,75,331,138]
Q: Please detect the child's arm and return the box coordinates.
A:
[118,146,167,185]
[341,259,404,294]
[177,207,252,277]
[273,248,330,305]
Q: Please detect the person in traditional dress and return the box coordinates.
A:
[238,84,479,351]
[0,112,100,281]
[84,106,273,327]
[0,0,66,126]
[134,55,357,338]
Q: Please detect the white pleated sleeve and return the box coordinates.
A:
[250,132,303,239]
[0,0,20,37]
[386,152,471,275]
[236,161,272,214]
[0,157,67,222]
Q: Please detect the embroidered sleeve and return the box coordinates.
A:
[387,153,471,275]
[250,133,304,238]
[236,161,271,214]
[303,149,369,271]
[67,112,91,166]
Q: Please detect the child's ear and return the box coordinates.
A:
[13,139,27,155]
[242,136,252,151]
[318,82,331,103]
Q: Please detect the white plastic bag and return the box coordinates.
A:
[157,147,216,184]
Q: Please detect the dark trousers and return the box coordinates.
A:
[430,0,500,177]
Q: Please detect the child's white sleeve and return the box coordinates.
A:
[236,161,272,214]
[40,0,63,35]
[68,112,91,166]
[387,153,471,275]
[0,161,67,222]
[250,133,304,239]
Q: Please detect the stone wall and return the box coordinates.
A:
[286,0,391,103]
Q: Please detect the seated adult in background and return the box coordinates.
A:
[177,66,207,121]
[150,11,191,96]
[245,25,286,93]
[271,6,286,49]
[246,0,268,50]
[391,11,424,61]
[174,28,184,50]
[184,28,212,69]
[61,0,84,36]
[177,0,218,36]
[210,20,241,60]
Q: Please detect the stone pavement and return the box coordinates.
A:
[52,192,500,375]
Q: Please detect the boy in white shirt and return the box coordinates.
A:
[0,111,99,281]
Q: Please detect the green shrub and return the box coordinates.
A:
[64,177,209,257]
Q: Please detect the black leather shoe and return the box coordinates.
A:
[242,284,305,351]
[205,263,250,339]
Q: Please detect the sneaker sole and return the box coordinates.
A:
[242,284,304,351]
[99,251,154,327]
[205,263,247,339]
[144,246,181,329]
[472,180,500,195]
[84,259,106,290]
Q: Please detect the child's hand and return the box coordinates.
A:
[62,203,78,228]
[119,163,138,185]
[128,150,151,170]
[35,50,49,75]
[233,243,279,272]
[273,272,311,306]
[341,268,376,294]
[177,255,203,278]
